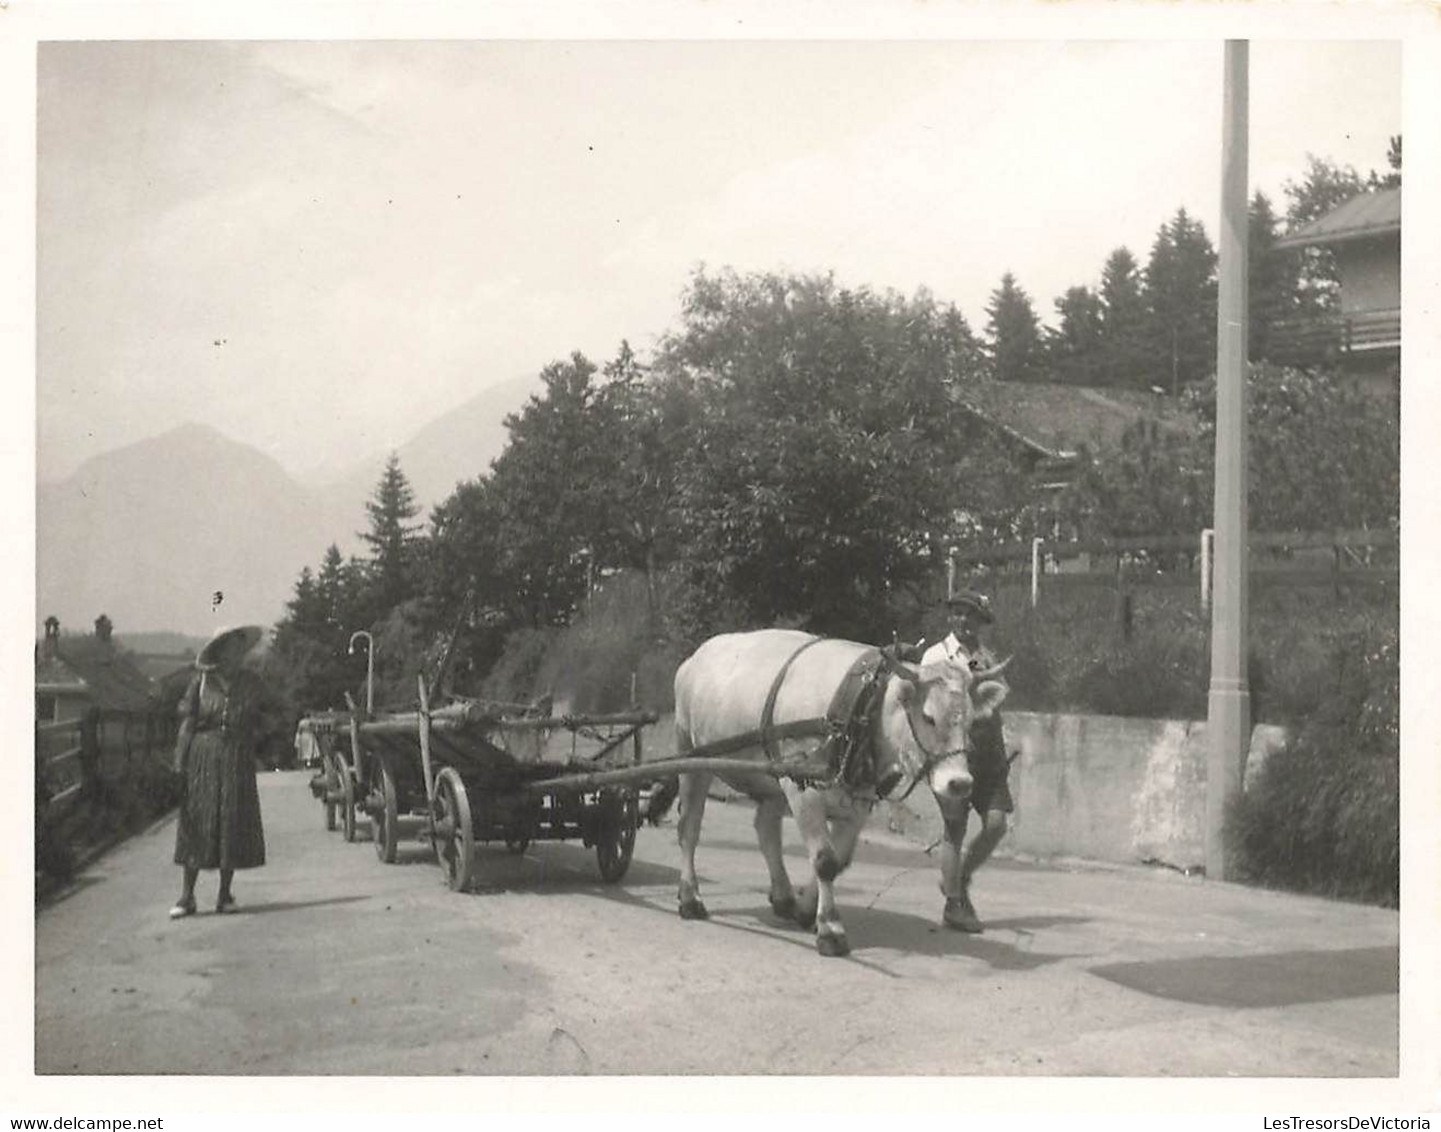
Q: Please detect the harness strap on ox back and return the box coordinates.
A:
[759,637,892,793]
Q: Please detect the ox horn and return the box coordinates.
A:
[971,656,1012,682]
[879,649,924,684]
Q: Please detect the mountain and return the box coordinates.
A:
[37,375,541,637]
[308,373,541,538]
[37,423,350,638]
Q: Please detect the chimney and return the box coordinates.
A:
[94,614,113,644]
[40,616,60,663]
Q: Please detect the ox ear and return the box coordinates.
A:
[972,679,1008,719]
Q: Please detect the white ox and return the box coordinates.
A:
[672,628,1008,957]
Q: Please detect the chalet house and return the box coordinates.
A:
[34,615,157,723]
[1272,187,1400,389]
[954,378,1199,493]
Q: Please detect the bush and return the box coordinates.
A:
[1066,628,1208,719]
[1227,619,1399,906]
[478,626,561,704]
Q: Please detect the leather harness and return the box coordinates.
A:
[757,636,900,797]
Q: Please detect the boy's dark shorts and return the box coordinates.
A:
[968,712,1014,815]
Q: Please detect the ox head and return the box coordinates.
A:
[876,650,1009,802]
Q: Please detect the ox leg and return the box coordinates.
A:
[753,794,796,920]
[936,798,970,903]
[790,788,851,958]
[675,771,712,921]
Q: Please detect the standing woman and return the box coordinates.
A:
[170,625,268,918]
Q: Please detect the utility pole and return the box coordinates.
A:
[1207,41,1251,881]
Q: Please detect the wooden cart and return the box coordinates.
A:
[342,677,669,891]
[301,710,364,841]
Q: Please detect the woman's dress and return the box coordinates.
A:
[173,669,266,870]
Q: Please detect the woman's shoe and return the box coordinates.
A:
[215,893,238,914]
[169,897,197,920]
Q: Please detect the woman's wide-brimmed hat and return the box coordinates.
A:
[946,590,994,624]
[196,625,264,671]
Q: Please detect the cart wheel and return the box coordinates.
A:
[595,786,639,884]
[336,753,357,843]
[431,768,474,893]
[373,760,400,864]
[322,752,341,832]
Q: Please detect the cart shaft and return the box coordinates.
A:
[520,755,831,795]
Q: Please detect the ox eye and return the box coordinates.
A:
[921,710,937,728]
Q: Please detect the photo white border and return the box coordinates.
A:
[4,0,1437,1120]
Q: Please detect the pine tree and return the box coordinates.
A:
[1247,190,1299,363]
[1046,285,1105,386]
[984,272,1046,383]
[361,453,423,610]
[1097,247,1148,389]
[283,567,327,631]
[1143,209,1217,394]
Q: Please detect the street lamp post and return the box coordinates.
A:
[349,631,375,716]
[1207,41,1252,881]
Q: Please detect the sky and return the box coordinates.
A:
[36,37,1401,484]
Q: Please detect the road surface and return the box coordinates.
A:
[35,770,1398,1076]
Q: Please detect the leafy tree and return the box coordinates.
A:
[360,453,424,609]
[1097,247,1149,389]
[1143,208,1218,394]
[590,341,687,624]
[653,267,1007,640]
[1057,422,1211,540]
[1055,363,1398,541]
[1190,363,1399,533]
[485,353,609,627]
[1367,134,1402,189]
[1282,154,1367,318]
[984,272,1046,384]
[1046,285,1105,386]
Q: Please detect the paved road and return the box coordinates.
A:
[35,770,1398,1076]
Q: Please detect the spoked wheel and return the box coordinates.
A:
[595,786,639,884]
[372,759,401,864]
[321,752,341,832]
[335,752,357,843]
[430,768,474,893]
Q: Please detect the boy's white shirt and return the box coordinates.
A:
[921,632,965,667]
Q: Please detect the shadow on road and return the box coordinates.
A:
[1089,945,1399,1007]
[35,874,106,910]
[223,895,371,915]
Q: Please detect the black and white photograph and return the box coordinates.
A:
[9,1,1439,1121]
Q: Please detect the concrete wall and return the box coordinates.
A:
[876,711,1288,872]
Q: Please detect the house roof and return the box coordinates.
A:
[954,380,1199,463]
[36,637,158,711]
[1275,187,1401,250]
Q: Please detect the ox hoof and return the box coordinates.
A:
[678,898,710,921]
[816,932,851,958]
[794,903,817,931]
[943,896,983,934]
[769,894,797,921]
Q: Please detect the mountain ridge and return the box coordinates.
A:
[37,374,538,636]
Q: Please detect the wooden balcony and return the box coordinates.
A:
[1267,308,1400,368]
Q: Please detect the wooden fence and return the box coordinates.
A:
[950,528,1398,612]
[35,707,180,832]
